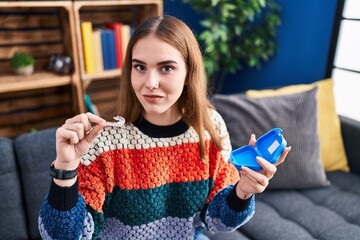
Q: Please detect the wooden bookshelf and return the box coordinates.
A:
[0,1,83,137]
[0,0,163,137]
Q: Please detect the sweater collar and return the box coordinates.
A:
[134,117,189,138]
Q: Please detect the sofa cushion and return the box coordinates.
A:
[212,87,329,190]
[238,171,360,239]
[204,229,250,240]
[0,137,28,239]
[246,79,349,172]
[14,128,57,239]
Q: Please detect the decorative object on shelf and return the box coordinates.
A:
[48,55,74,75]
[178,0,281,92]
[10,52,36,76]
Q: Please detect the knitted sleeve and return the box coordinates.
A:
[202,110,255,233]
[38,179,94,240]
[78,150,116,238]
[38,137,115,240]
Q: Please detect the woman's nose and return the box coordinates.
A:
[145,71,159,90]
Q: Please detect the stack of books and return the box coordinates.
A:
[81,21,132,74]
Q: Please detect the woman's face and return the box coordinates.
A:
[131,35,187,125]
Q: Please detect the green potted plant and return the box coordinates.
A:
[10,52,36,76]
[177,0,281,92]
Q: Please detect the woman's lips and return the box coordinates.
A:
[143,94,163,103]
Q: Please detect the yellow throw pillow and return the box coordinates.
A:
[246,78,349,172]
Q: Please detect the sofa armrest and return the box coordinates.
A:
[340,115,360,176]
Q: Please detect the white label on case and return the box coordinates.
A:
[268,140,280,154]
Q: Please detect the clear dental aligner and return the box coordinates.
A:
[105,116,125,127]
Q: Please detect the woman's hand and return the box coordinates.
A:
[53,113,106,186]
[235,134,291,199]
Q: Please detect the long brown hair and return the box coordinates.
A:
[112,15,222,158]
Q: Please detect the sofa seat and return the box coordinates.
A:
[238,171,360,240]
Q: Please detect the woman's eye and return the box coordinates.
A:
[161,66,174,72]
[134,65,146,72]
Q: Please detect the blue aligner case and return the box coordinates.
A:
[230,128,287,172]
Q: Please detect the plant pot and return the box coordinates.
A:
[14,65,34,76]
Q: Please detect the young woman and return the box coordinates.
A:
[39,15,290,240]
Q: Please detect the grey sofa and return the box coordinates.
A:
[206,115,360,240]
[1,114,359,239]
[236,116,360,240]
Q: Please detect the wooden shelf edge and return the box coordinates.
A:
[0,1,72,8]
[82,69,122,81]
[74,0,162,8]
[82,69,121,89]
[0,72,72,93]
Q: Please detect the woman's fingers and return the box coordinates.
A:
[237,145,291,196]
[62,122,85,141]
[64,113,92,136]
[56,127,79,144]
[248,134,256,147]
[86,112,106,127]
[274,146,291,167]
[85,123,105,143]
[256,146,291,178]
[242,166,269,188]
[84,112,107,142]
[64,112,106,131]
[240,156,277,189]
[60,112,106,144]
[257,156,277,179]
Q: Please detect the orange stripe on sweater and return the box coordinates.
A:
[79,141,239,211]
[114,142,209,190]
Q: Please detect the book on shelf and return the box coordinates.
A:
[81,21,96,74]
[100,30,117,70]
[107,30,117,70]
[92,30,104,73]
[121,24,131,62]
[106,23,123,68]
[84,94,99,115]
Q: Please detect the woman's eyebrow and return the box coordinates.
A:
[131,59,178,66]
[157,60,178,66]
[132,59,146,64]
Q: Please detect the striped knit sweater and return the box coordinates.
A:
[39,110,255,240]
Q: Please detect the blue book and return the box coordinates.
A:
[107,30,117,69]
[100,30,117,70]
[100,30,110,70]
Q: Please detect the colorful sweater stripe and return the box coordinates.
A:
[39,110,255,239]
